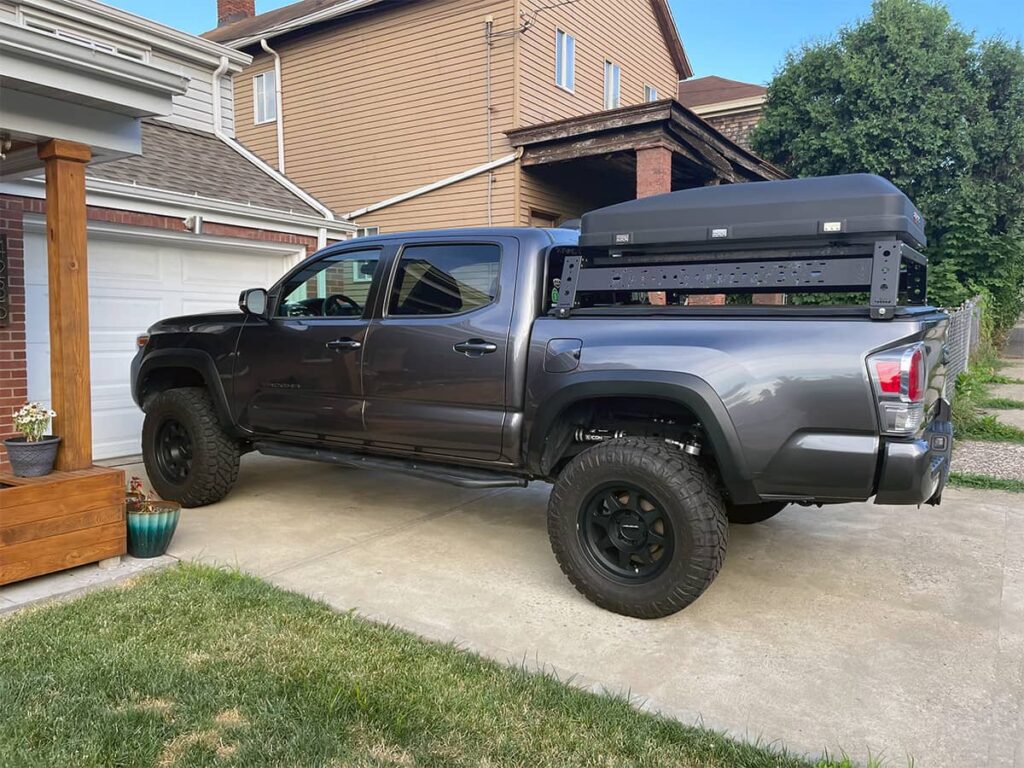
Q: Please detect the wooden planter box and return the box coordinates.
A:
[0,466,126,586]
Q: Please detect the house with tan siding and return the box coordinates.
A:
[205,0,783,235]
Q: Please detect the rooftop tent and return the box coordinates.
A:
[578,174,926,252]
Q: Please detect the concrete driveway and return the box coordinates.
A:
[129,454,1023,768]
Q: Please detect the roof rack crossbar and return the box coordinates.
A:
[554,239,927,320]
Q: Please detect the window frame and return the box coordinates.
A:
[604,60,622,110]
[644,84,659,102]
[272,246,384,320]
[383,241,504,320]
[554,28,576,93]
[253,70,278,125]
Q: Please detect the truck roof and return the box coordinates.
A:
[342,226,580,249]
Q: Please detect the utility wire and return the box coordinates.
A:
[488,0,584,39]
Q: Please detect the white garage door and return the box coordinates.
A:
[25,220,299,460]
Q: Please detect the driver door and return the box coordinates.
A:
[234,247,385,442]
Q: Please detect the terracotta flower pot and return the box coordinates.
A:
[126,502,181,558]
[4,436,61,477]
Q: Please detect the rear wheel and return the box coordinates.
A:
[142,387,240,508]
[725,501,787,525]
[547,438,728,619]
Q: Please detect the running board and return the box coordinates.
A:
[254,441,528,489]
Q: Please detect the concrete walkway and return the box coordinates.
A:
[99,453,1024,768]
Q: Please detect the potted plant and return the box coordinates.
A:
[125,476,181,558]
[4,402,60,477]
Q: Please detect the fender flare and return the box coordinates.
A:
[525,371,759,504]
[134,349,236,433]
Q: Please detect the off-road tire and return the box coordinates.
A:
[547,437,728,619]
[725,501,787,525]
[142,387,240,508]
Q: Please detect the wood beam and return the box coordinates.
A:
[38,139,93,471]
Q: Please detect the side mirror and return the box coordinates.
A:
[239,288,268,316]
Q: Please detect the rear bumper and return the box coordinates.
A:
[874,401,953,505]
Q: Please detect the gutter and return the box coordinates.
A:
[1,176,355,236]
[347,150,521,220]
[260,38,286,174]
[211,55,335,247]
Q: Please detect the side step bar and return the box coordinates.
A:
[254,441,529,489]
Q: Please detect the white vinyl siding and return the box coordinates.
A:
[604,60,621,109]
[555,29,575,91]
[644,84,658,102]
[253,70,277,125]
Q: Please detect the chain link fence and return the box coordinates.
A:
[943,295,982,400]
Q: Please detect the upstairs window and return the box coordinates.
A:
[253,71,278,125]
[555,29,576,91]
[604,61,622,110]
[644,84,659,102]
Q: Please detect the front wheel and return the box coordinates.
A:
[547,438,728,619]
[142,387,240,508]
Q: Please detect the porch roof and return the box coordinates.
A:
[506,99,786,187]
[0,19,187,178]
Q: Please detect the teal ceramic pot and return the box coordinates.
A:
[126,503,180,558]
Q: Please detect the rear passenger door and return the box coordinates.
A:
[361,238,517,461]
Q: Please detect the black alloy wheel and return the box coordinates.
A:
[155,418,193,484]
[579,483,674,582]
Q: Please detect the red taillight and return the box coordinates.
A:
[906,346,925,403]
[868,342,928,436]
[874,360,902,394]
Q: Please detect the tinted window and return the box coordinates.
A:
[388,244,501,317]
[277,249,380,318]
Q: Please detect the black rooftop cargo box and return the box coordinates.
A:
[579,174,926,252]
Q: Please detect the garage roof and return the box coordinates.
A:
[87,119,321,216]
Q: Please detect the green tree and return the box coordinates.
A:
[751,0,1024,334]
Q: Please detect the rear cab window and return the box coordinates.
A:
[388,243,501,317]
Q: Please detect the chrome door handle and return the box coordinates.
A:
[326,338,362,351]
[453,339,498,357]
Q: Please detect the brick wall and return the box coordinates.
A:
[705,109,762,152]
[0,193,323,470]
[0,196,29,467]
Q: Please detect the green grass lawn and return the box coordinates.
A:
[948,472,1024,493]
[0,565,862,768]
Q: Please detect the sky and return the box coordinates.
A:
[110,0,1023,85]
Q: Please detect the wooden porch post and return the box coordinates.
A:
[37,139,93,471]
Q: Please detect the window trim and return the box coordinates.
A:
[604,60,622,110]
[554,28,576,93]
[253,70,277,126]
[273,246,384,320]
[383,241,504,320]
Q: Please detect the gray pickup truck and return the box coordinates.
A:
[131,174,952,618]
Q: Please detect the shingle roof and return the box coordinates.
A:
[202,0,389,44]
[676,76,766,109]
[87,119,322,216]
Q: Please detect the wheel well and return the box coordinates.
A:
[139,367,206,410]
[539,397,710,477]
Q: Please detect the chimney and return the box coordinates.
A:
[218,0,254,26]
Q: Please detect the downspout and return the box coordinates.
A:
[484,16,494,226]
[260,38,286,174]
[211,55,333,249]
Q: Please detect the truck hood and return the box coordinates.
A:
[147,310,246,336]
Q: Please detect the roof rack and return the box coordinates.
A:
[553,238,928,321]
[555,174,930,321]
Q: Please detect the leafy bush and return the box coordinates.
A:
[751,0,1024,337]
